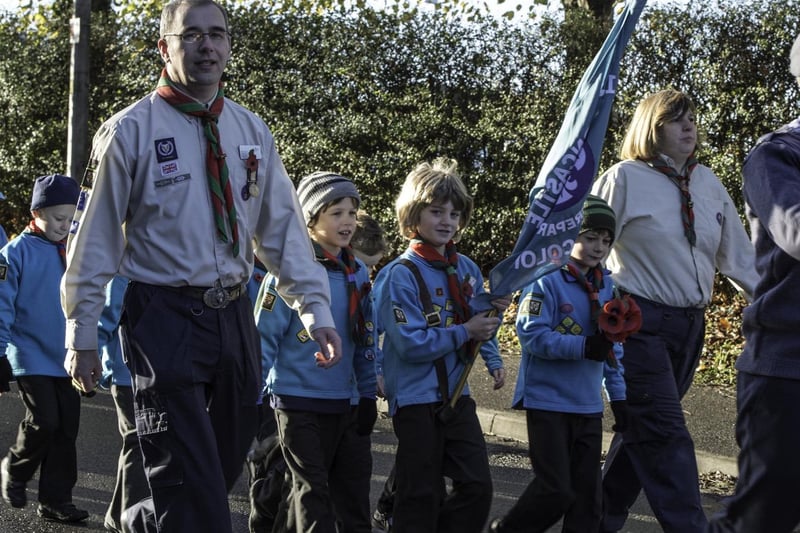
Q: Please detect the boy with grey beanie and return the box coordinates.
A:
[254,171,377,532]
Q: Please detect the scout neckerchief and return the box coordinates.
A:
[409,236,474,363]
[645,152,699,247]
[313,242,369,345]
[25,220,66,268]
[155,68,240,257]
[565,262,604,326]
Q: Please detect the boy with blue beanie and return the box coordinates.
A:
[0,174,89,524]
[255,171,377,532]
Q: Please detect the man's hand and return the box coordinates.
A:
[64,349,102,394]
[0,357,12,395]
[491,367,506,390]
[311,327,342,369]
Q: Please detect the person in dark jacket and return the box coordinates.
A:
[706,33,800,533]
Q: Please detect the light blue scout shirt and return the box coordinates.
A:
[0,232,70,377]
[375,249,504,416]
[513,265,626,414]
[255,256,377,406]
[98,275,131,388]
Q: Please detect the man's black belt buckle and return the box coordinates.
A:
[202,281,241,309]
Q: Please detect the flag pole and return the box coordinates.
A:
[437,309,498,423]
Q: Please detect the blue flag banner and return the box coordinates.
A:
[485,0,647,303]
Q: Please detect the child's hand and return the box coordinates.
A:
[491,367,506,390]
[311,327,342,368]
[490,295,512,314]
[464,312,501,341]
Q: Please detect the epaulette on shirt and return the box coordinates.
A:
[746,120,800,163]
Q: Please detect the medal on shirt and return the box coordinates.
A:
[242,149,259,200]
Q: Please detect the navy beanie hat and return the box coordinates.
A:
[296,171,361,224]
[30,174,80,211]
[580,194,616,242]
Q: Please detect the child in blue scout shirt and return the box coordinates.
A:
[247,208,386,533]
[255,171,377,533]
[97,275,155,533]
[489,195,628,533]
[374,157,510,533]
[330,209,387,533]
[0,174,89,524]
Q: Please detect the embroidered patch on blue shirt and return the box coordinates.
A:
[520,293,543,317]
[393,305,407,324]
[296,329,311,343]
[261,291,277,311]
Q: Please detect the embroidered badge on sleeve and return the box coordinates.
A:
[393,304,408,324]
[261,291,277,311]
[519,293,544,317]
[81,159,98,190]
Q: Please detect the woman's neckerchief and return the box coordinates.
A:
[409,236,474,363]
[313,242,370,346]
[644,152,699,247]
[565,262,604,327]
[155,68,240,257]
[25,220,66,268]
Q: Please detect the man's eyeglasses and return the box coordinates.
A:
[163,31,229,44]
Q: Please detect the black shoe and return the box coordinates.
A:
[0,457,25,508]
[371,508,392,532]
[37,502,89,523]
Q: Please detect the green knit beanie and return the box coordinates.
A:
[580,194,616,242]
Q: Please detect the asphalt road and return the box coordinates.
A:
[0,380,732,533]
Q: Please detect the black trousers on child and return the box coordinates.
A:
[391,396,493,533]
[330,405,373,533]
[7,375,80,506]
[501,409,602,533]
[275,408,349,533]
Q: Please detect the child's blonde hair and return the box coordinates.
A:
[395,157,473,242]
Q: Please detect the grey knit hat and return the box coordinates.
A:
[580,194,616,242]
[296,171,361,224]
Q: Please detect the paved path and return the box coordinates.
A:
[464,352,740,477]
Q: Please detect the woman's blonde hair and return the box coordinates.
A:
[619,89,701,161]
[395,157,473,242]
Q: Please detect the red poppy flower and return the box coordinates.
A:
[599,294,643,343]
